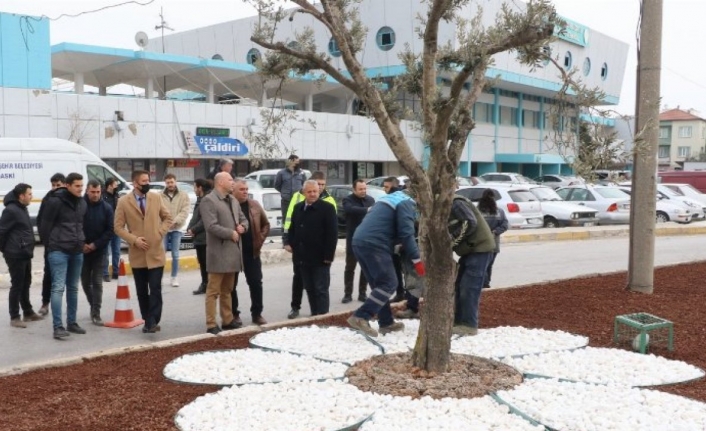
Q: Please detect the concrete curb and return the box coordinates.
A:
[0,310,353,378]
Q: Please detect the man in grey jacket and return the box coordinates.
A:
[274,155,306,230]
[199,172,249,335]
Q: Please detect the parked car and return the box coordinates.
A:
[661,183,706,206]
[526,185,599,227]
[618,186,692,224]
[366,175,409,188]
[656,184,706,220]
[480,172,537,185]
[148,181,197,211]
[555,185,631,225]
[456,185,543,229]
[248,189,284,236]
[327,185,387,236]
[244,169,312,189]
[534,174,584,190]
[658,171,706,193]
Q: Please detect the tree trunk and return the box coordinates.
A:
[412,214,457,373]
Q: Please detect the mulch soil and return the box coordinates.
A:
[1,261,706,430]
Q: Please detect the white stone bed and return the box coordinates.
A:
[249,325,383,364]
[502,347,705,387]
[163,348,349,385]
[175,380,380,431]
[359,395,544,431]
[450,326,588,358]
[495,379,706,431]
[370,319,420,353]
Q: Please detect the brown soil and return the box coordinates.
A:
[2,261,706,430]
[346,352,523,399]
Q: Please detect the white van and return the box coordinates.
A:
[0,138,129,233]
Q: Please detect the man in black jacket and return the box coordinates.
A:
[285,180,338,316]
[341,179,375,303]
[81,180,114,326]
[39,172,88,339]
[187,178,212,295]
[102,177,121,282]
[37,172,65,316]
[0,183,43,328]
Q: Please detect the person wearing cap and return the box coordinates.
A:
[274,155,306,232]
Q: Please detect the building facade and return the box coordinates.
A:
[0,1,629,183]
[658,108,706,171]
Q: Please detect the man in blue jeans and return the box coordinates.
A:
[347,190,424,337]
[102,177,121,282]
[160,173,190,287]
[38,172,88,339]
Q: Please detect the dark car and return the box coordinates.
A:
[327,185,387,237]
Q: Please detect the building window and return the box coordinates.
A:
[601,63,609,80]
[376,26,396,51]
[328,37,341,57]
[474,102,493,123]
[246,48,261,65]
[541,45,551,66]
[658,146,670,158]
[678,146,691,157]
[499,106,513,126]
[523,110,540,129]
[583,57,591,76]
[659,127,670,139]
[564,51,573,69]
[679,126,693,138]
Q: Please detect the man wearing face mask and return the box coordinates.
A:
[114,170,172,334]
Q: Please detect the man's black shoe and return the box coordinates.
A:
[341,295,352,304]
[67,323,86,334]
[207,326,222,335]
[222,320,243,330]
[192,283,207,295]
[53,326,70,339]
[287,309,299,319]
[358,294,367,302]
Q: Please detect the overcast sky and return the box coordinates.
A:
[2,0,704,117]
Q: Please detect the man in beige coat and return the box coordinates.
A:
[160,173,191,287]
[114,170,172,334]
[199,172,249,335]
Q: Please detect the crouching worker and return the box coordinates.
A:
[347,189,424,337]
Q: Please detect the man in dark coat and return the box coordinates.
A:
[39,172,88,339]
[341,179,374,303]
[102,177,121,282]
[285,180,338,316]
[187,178,213,295]
[0,183,42,328]
[81,180,114,326]
[37,172,65,316]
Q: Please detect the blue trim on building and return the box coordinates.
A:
[493,88,500,154]
[2,13,51,89]
[579,113,616,126]
[539,96,545,154]
[495,153,565,164]
[517,93,523,152]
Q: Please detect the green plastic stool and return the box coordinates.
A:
[614,312,674,354]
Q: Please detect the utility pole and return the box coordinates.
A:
[155,7,174,100]
[627,0,663,294]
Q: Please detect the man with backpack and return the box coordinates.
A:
[448,192,496,336]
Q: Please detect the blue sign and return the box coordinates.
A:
[557,16,589,47]
[194,135,249,156]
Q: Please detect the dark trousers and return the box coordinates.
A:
[281,198,291,237]
[353,245,395,327]
[5,257,33,320]
[455,252,493,328]
[290,260,304,310]
[232,252,264,318]
[102,235,121,277]
[299,264,331,316]
[132,266,164,328]
[405,290,420,313]
[344,251,367,297]
[393,254,404,299]
[486,252,498,287]
[195,244,208,286]
[81,250,104,317]
[42,249,51,306]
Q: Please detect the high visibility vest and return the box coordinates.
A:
[283,190,337,231]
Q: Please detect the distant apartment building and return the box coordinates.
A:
[658,108,706,171]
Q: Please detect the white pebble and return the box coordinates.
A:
[175,380,382,431]
[163,348,349,385]
[451,326,588,358]
[359,395,544,431]
[249,325,383,364]
[502,347,705,387]
[371,320,420,354]
[496,379,706,431]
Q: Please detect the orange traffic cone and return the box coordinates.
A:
[105,259,144,329]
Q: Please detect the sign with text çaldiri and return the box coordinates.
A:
[182,131,249,157]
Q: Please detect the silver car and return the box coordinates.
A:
[457,185,543,229]
[618,186,692,224]
[656,184,706,220]
[527,185,599,227]
[534,174,585,190]
[555,185,631,225]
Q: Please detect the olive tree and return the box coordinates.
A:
[246,0,564,372]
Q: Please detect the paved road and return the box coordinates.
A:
[0,235,703,370]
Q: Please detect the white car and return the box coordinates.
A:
[661,183,706,206]
[480,172,537,185]
[555,185,631,225]
[249,188,283,236]
[618,187,691,224]
[656,184,706,220]
[456,185,543,229]
[148,181,197,211]
[527,185,599,227]
[244,169,312,189]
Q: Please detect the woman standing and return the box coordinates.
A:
[477,189,509,289]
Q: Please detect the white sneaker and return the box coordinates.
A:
[171,277,179,287]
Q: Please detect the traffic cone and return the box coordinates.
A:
[105,259,144,329]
